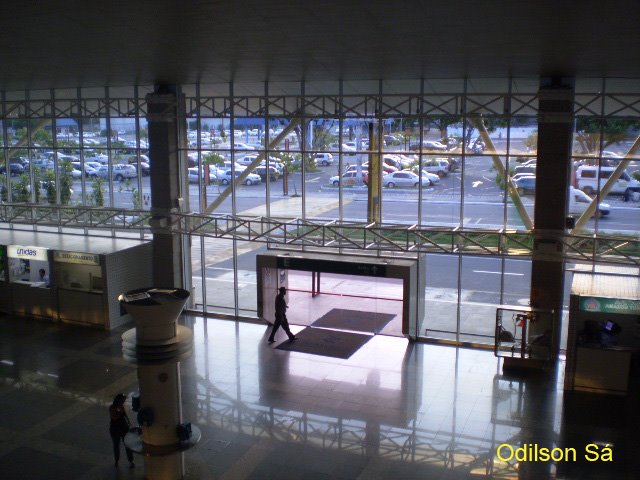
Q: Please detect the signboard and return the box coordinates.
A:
[53,251,100,266]
[276,256,387,277]
[579,296,640,315]
[7,245,49,261]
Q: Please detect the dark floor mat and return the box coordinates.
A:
[276,327,373,359]
[310,308,396,334]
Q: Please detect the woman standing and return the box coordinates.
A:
[109,393,135,468]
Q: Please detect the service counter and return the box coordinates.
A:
[565,266,640,395]
[0,230,153,330]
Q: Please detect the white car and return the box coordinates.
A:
[569,186,610,217]
[219,169,261,186]
[72,162,98,177]
[329,171,368,186]
[383,171,430,188]
[232,142,255,150]
[314,153,334,166]
[238,154,259,166]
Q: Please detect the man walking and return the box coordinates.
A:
[268,286,297,343]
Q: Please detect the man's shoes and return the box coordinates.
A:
[288,336,297,342]
[129,462,135,468]
[268,338,275,344]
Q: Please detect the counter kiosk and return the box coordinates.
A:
[0,230,153,330]
[564,267,640,395]
[7,244,54,319]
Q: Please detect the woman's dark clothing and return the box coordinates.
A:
[109,404,133,464]
[268,291,295,342]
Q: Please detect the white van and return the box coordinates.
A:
[575,165,640,197]
[568,186,610,217]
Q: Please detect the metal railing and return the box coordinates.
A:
[1,203,639,265]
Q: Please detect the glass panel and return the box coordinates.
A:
[204,237,236,315]
[421,152,461,227]
[459,256,501,344]
[236,240,263,317]
[421,254,459,341]
[462,156,504,229]
[506,153,536,231]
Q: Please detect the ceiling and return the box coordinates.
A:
[2,0,640,91]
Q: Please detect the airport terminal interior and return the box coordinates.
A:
[1,1,640,479]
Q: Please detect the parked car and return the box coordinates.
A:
[417,170,440,185]
[568,186,610,217]
[575,165,640,197]
[329,171,368,186]
[71,162,98,177]
[0,162,25,176]
[314,153,334,166]
[253,165,281,181]
[409,140,448,151]
[513,175,536,194]
[238,154,260,166]
[422,158,450,177]
[511,172,536,182]
[93,164,137,181]
[351,162,397,174]
[230,142,255,151]
[514,164,536,175]
[188,166,217,184]
[383,171,430,188]
[219,169,261,186]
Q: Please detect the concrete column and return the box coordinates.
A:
[146,85,187,289]
[529,77,575,360]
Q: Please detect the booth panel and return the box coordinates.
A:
[58,290,106,326]
[11,282,55,319]
[0,282,10,313]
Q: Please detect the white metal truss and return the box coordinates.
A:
[1,204,637,266]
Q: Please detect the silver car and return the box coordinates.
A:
[94,164,137,181]
[382,171,430,188]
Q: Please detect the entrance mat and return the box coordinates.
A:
[311,308,396,334]
[276,327,373,359]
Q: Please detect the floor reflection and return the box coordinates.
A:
[0,314,636,479]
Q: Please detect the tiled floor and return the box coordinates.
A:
[0,313,637,479]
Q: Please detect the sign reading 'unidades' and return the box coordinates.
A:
[579,296,640,315]
[8,245,49,261]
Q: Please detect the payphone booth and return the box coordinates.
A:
[256,251,424,339]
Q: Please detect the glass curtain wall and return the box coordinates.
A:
[0,86,150,239]
[3,79,639,345]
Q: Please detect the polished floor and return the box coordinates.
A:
[0,313,637,479]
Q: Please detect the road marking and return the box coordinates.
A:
[473,270,524,276]
[472,180,483,187]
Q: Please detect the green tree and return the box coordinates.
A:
[59,160,74,204]
[0,174,7,202]
[574,118,640,154]
[523,132,538,152]
[42,169,57,204]
[90,177,105,206]
[12,174,31,203]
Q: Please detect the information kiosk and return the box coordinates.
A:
[564,267,640,395]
